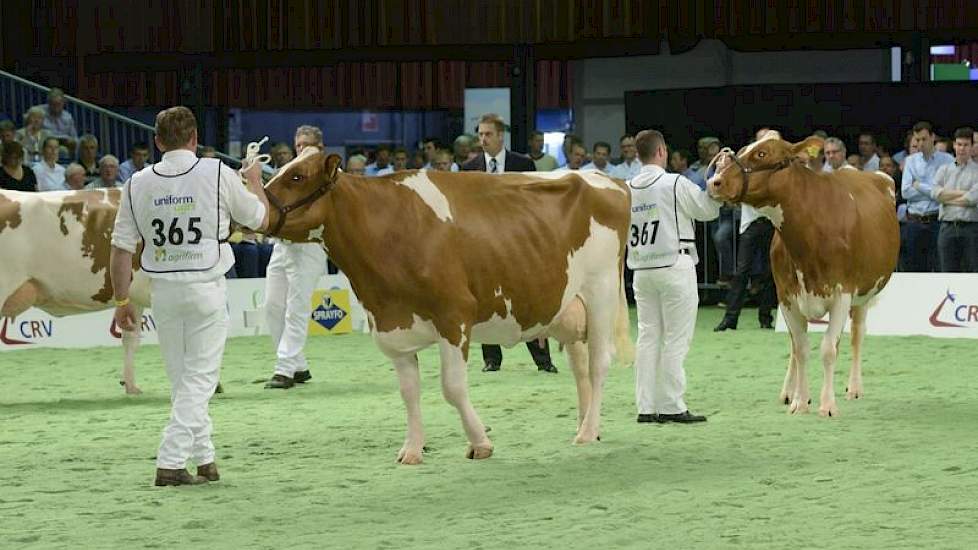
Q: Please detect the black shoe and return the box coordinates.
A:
[537,363,558,374]
[759,320,774,330]
[264,374,294,389]
[714,319,737,332]
[293,370,312,384]
[637,413,661,423]
[482,363,500,372]
[656,410,707,423]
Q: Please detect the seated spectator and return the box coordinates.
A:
[345,154,367,175]
[452,135,474,171]
[610,134,641,180]
[410,149,426,169]
[1,141,38,191]
[117,142,152,182]
[378,147,407,175]
[932,127,978,272]
[0,120,15,145]
[64,163,87,190]
[582,141,613,173]
[76,134,100,183]
[366,145,393,176]
[528,130,557,171]
[32,137,67,191]
[857,132,880,172]
[85,155,121,189]
[37,88,78,155]
[421,137,440,168]
[566,141,587,170]
[15,106,49,163]
[823,137,856,172]
[430,148,454,171]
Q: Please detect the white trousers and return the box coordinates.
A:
[152,277,228,469]
[264,241,326,377]
[633,254,699,415]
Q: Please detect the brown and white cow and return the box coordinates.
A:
[708,133,899,417]
[1,189,150,393]
[262,152,634,463]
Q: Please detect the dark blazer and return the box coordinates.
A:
[461,150,536,173]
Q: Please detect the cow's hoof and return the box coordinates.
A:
[573,431,600,445]
[465,441,493,460]
[819,404,840,418]
[845,388,862,400]
[788,400,810,415]
[396,446,424,465]
[120,381,143,395]
[779,394,790,405]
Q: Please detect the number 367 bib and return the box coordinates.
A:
[129,158,223,273]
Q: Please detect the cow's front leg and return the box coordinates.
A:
[438,340,492,460]
[781,304,811,415]
[392,354,425,465]
[818,296,851,418]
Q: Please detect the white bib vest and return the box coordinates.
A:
[627,173,698,270]
[128,158,225,274]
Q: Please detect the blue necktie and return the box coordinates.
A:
[489,158,498,174]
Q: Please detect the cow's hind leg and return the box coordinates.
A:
[438,339,492,460]
[574,277,617,445]
[565,341,590,432]
[392,353,425,465]
[0,279,41,318]
[846,305,867,400]
[818,295,851,418]
[779,326,798,406]
[781,304,811,414]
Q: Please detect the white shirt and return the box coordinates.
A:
[611,158,641,180]
[112,150,266,282]
[375,166,395,176]
[861,153,880,172]
[118,159,151,183]
[31,160,67,191]
[581,162,610,174]
[484,149,506,173]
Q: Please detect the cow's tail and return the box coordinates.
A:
[614,274,635,367]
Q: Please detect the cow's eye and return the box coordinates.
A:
[291,174,304,182]
[757,151,767,158]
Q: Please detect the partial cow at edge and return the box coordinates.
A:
[263,152,634,464]
[708,133,899,417]
[0,189,150,394]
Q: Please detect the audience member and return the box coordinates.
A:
[566,140,587,170]
[15,106,49,163]
[931,127,978,272]
[528,130,557,171]
[582,141,612,173]
[32,137,66,191]
[901,121,954,272]
[0,120,15,144]
[0,141,38,191]
[379,148,408,175]
[64,163,87,190]
[823,137,855,172]
[857,132,880,171]
[345,154,367,175]
[431,149,454,171]
[118,142,152,182]
[77,134,100,183]
[86,155,121,189]
[37,88,78,154]
[451,136,474,171]
[366,145,392,176]
[686,136,720,187]
[610,134,641,180]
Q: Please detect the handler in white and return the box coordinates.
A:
[627,129,720,424]
[110,106,269,486]
[262,125,328,389]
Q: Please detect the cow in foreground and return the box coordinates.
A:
[708,133,899,417]
[263,153,634,463]
[1,189,150,394]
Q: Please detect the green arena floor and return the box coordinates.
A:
[1,306,975,549]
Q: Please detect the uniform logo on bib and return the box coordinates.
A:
[311,294,348,330]
[154,194,196,214]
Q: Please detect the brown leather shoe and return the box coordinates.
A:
[197,462,220,482]
[154,468,208,486]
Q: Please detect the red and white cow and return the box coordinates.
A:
[262,153,634,463]
[708,133,900,417]
[1,189,150,394]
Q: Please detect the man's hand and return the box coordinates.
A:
[114,303,139,332]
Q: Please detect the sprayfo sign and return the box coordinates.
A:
[776,273,978,338]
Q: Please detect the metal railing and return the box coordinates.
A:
[0,69,238,167]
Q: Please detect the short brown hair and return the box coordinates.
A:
[478,113,506,134]
[635,129,665,163]
[953,127,974,142]
[912,121,934,135]
[155,106,198,150]
[1,141,25,165]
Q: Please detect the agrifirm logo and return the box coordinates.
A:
[154,249,204,263]
[928,290,978,328]
[311,294,347,330]
[0,317,54,346]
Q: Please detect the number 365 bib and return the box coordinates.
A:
[129,158,223,273]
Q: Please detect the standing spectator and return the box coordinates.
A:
[451,136,474,171]
[421,137,440,168]
[32,137,66,191]
[15,107,49,163]
[0,120,15,145]
[410,149,426,169]
[462,113,557,374]
[86,155,121,189]
[931,127,978,272]
[365,145,392,176]
[892,130,914,166]
[566,140,587,170]
[431,149,453,171]
[77,134,100,183]
[972,130,978,163]
[263,125,328,389]
[668,149,689,174]
[582,141,612,173]
[902,121,954,272]
[378,148,407,175]
[935,137,952,153]
[686,137,720,188]
[823,137,856,172]
[64,163,87,190]
[528,130,558,171]
[110,105,269,486]
[857,132,880,172]
[270,142,294,171]
[37,88,78,155]
[610,134,641,180]
[118,142,152,182]
[628,129,719,424]
[0,141,38,191]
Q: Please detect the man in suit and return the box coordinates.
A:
[461,113,558,374]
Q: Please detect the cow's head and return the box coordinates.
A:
[707,132,823,204]
[262,148,342,242]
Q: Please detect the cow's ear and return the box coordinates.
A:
[324,154,342,181]
[791,136,824,161]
